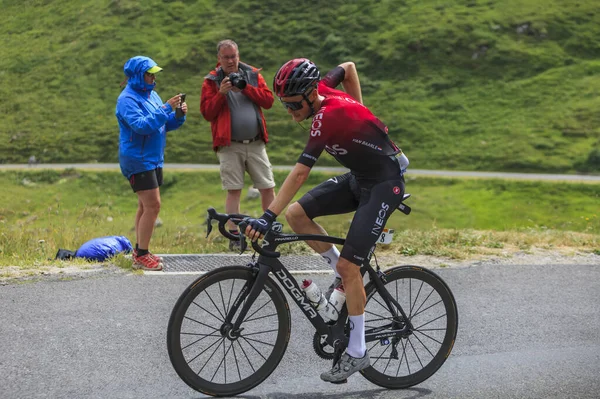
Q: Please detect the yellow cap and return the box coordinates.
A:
[146,65,163,74]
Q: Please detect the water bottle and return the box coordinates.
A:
[395,151,410,173]
[301,279,328,311]
[322,287,346,322]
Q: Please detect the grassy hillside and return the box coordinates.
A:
[1,0,600,173]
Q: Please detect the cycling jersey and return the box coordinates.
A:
[298,68,403,179]
[296,66,409,265]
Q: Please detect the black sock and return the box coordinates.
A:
[135,243,139,251]
[137,248,149,256]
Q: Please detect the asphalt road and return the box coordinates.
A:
[4,163,600,182]
[1,263,599,398]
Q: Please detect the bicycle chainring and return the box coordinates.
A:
[313,332,335,360]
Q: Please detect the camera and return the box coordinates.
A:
[228,72,247,90]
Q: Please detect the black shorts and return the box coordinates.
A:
[129,168,163,193]
[298,172,405,266]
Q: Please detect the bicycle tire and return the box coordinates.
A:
[167,266,291,397]
[360,265,458,388]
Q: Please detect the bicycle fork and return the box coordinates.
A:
[221,263,270,339]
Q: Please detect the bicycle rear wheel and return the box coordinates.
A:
[360,265,458,388]
[167,266,291,397]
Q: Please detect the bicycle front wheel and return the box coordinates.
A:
[360,265,458,388]
[167,266,291,397]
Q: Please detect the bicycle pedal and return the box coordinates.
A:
[329,379,348,385]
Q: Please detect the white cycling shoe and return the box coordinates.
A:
[320,351,370,383]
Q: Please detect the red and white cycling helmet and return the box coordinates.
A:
[273,58,320,97]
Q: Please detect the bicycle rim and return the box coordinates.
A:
[167,267,291,397]
[360,266,458,388]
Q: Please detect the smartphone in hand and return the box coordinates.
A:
[175,93,186,118]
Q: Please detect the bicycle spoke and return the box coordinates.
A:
[411,299,443,320]
[242,336,277,348]
[410,289,437,319]
[371,340,392,368]
[181,332,221,351]
[185,335,222,363]
[407,337,425,369]
[240,336,268,361]
[181,331,221,337]
[218,281,228,317]
[365,307,392,321]
[367,340,380,353]
[370,295,390,314]
[242,328,279,338]
[411,331,438,357]
[243,297,273,322]
[413,328,444,347]
[244,312,279,323]
[197,337,226,376]
[226,279,237,314]
[236,339,256,373]
[183,315,220,331]
[414,313,446,331]
[366,315,394,325]
[191,301,224,323]
[211,340,235,382]
[232,340,242,381]
[382,344,395,375]
[206,288,227,320]
[409,280,425,319]
[397,338,410,376]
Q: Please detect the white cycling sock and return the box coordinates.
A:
[347,314,366,358]
[320,246,341,278]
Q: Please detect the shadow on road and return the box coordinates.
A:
[192,387,432,399]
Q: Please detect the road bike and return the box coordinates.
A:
[167,198,458,397]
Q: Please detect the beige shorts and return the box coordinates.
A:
[216,140,276,190]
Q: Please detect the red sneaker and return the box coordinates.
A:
[133,249,163,263]
[132,253,163,271]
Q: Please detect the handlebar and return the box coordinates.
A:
[205,207,280,257]
[238,220,281,258]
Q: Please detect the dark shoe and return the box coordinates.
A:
[320,351,370,383]
[325,276,343,300]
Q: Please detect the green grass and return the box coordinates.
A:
[1,0,600,172]
[1,169,598,270]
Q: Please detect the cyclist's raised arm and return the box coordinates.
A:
[339,62,363,104]
[267,163,311,216]
[321,61,363,104]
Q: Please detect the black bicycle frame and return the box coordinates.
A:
[224,229,414,347]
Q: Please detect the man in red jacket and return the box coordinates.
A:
[200,40,276,250]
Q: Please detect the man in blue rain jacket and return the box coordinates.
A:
[116,55,187,271]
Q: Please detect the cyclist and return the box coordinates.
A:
[244,58,409,383]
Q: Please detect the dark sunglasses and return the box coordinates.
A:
[279,88,314,111]
[280,98,305,111]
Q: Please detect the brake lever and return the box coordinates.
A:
[205,209,214,238]
[238,219,249,242]
[237,219,250,254]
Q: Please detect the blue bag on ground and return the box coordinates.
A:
[75,236,133,261]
